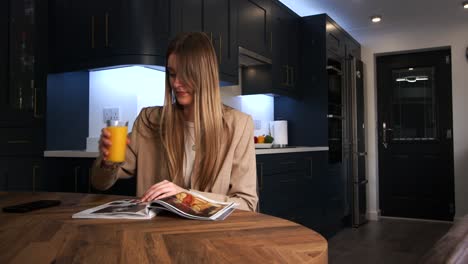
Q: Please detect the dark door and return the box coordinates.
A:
[377,49,454,221]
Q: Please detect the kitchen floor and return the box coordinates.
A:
[328,217,452,264]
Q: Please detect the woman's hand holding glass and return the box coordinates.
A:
[99,127,130,161]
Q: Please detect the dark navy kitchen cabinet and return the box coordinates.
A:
[49,0,171,73]
[237,0,272,58]
[239,0,299,97]
[204,0,239,84]
[257,151,335,237]
[45,157,136,196]
[274,14,362,237]
[1,0,47,192]
[271,1,299,95]
[1,0,47,124]
[0,1,8,112]
[0,157,44,192]
[46,158,93,193]
[257,152,304,221]
[172,0,239,84]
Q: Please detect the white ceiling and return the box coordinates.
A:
[279,0,468,42]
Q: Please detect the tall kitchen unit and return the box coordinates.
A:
[345,57,367,227]
[275,14,366,236]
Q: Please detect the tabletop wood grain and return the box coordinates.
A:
[0,192,328,264]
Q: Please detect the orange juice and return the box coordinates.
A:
[107,125,128,163]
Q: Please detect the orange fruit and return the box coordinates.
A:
[257,135,265,143]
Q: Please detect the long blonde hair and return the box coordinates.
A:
[160,32,224,191]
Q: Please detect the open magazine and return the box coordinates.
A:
[72,191,238,221]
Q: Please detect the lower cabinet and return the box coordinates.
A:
[257,151,344,238]
[45,158,136,196]
[0,157,45,192]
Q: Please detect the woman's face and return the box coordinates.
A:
[167,53,193,107]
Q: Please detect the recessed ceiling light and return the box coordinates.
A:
[371,15,382,23]
[463,1,468,9]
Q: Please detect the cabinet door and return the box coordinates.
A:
[271,3,298,95]
[46,158,93,193]
[109,0,170,57]
[172,0,203,33]
[345,37,361,60]
[3,157,43,192]
[257,153,302,222]
[0,159,8,191]
[204,0,238,82]
[326,20,345,59]
[287,14,299,89]
[2,0,46,124]
[298,152,328,229]
[271,3,289,91]
[0,0,8,113]
[237,0,271,58]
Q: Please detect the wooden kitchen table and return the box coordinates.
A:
[0,192,328,263]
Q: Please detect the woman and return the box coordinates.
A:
[92,32,258,211]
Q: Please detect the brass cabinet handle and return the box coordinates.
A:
[258,162,263,191]
[282,65,288,85]
[32,165,39,193]
[257,162,263,213]
[309,159,313,177]
[270,32,273,51]
[105,12,109,47]
[290,66,295,86]
[219,34,222,64]
[280,161,296,166]
[74,166,80,193]
[88,168,92,193]
[7,140,31,144]
[33,82,43,119]
[91,16,95,48]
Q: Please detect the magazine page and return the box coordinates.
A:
[72,199,155,220]
[149,192,237,221]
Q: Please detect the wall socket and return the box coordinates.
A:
[103,107,120,122]
[254,119,262,130]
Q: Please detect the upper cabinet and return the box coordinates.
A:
[271,1,299,94]
[1,0,47,124]
[172,0,238,84]
[239,0,300,97]
[237,0,272,58]
[49,0,171,73]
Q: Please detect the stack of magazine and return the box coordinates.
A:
[72,191,238,221]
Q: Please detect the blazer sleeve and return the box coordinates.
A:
[191,115,258,211]
[90,113,142,191]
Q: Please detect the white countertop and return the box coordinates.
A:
[44,146,328,158]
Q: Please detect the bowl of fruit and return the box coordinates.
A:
[254,134,274,149]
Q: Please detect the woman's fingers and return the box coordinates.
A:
[146,186,175,201]
[140,181,184,202]
[99,128,113,159]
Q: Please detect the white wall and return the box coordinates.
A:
[220,85,275,136]
[356,23,468,220]
[88,66,166,150]
[88,68,274,150]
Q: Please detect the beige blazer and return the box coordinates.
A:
[91,106,258,211]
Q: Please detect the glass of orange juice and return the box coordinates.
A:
[106,120,128,163]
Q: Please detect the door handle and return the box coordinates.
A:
[91,16,95,48]
[105,12,109,47]
[382,122,392,149]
